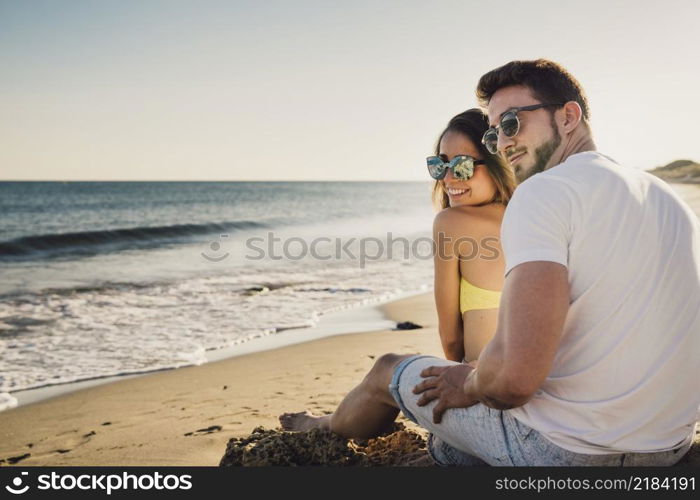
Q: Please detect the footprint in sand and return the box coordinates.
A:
[184,425,223,437]
[54,429,99,455]
[8,428,100,464]
[5,453,31,464]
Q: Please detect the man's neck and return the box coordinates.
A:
[546,124,597,170]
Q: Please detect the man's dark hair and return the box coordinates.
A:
[476,59,590,121]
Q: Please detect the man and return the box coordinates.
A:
[281,59,700,466]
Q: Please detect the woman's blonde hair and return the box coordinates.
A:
[431,108,516,210]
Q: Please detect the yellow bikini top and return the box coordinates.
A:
[460,277,501,314]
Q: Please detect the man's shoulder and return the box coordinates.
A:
[547,151,618,180]
[533,151,651,192]
[509,166,576,202]
[504,153,610,218]
[560,151,673,192]
[512,152,604,193]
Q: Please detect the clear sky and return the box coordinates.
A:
[1,0,698,181]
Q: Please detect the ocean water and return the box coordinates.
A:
[0,182,436,402]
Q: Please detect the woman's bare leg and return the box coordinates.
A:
[279,353,413,439]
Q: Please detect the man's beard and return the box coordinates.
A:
[514,120,562,183]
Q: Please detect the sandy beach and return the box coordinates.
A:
[0,293,442,466]
[1,182,699,467]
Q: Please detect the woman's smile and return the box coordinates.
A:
[447,186,470,199]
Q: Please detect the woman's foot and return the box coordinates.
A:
[279,411,331,432]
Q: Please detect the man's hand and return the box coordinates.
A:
[412,364,478,424]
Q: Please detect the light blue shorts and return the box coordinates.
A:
[388,355,693,466]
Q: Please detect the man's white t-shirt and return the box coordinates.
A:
[502,151,700,454]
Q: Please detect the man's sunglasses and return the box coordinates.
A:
[481,103,563,154]
[426,155,485,181]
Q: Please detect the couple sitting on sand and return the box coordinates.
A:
[281,59,700,466]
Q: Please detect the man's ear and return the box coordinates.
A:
[561,101,583,133]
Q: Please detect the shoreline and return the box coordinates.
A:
[0,291,442,465]
[7,288,427,409]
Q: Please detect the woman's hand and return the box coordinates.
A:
[412,364,478,424]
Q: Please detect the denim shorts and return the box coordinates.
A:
[388,355,694,466]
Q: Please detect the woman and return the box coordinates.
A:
[279,109,515,438]
[428,109,515,364]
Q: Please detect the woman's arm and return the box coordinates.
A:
[433,209,464,362]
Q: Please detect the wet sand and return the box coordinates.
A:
[0,293,442,465]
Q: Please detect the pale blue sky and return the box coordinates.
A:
[1,0,698,180]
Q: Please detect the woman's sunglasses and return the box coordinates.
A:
[481,102,563,154]
[426,155,484,181]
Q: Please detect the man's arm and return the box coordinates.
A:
[463,261,569,409]
[413,260,569,422]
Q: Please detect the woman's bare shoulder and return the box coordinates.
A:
[433,204,504,237]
